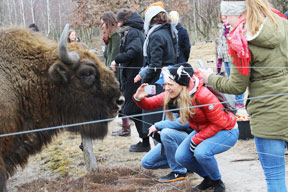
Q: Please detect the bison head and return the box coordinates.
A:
[48,24,123,139]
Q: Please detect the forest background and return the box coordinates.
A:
[0,0,287,48]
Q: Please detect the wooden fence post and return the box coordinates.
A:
[81,135,98,171]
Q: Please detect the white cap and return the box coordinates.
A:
[144,6,167,35]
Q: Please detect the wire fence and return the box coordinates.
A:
[3,79,288,190]
[2,92,288,160]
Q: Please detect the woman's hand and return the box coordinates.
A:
[134,74,142,83]
[134,83,148,101]
[199,68,214,83]
[110,60,117,72]
[148,125,157,136]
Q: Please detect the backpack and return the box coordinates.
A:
[197,60,237,114]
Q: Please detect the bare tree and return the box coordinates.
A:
[3,0,12,25]
[20,0,26,26]
[0,0,222,43]
[11,0,18,24]
[0,0,3,26]
[29,0,36,23]
[58,1,62,29]
[46,0,51,35]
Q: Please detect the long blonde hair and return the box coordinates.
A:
[246,0,279,35]
[164,86,195,124]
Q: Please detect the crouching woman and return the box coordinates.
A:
[133,63,239,192]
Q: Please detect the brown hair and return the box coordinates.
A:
[100,11,118,39]
[67,29,77,43]
[223,0,278,35]
[151,12,171,25]
[117,8,133,24]
[164,86,195,124]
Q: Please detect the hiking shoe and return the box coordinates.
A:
[111,127,130,137]
[213,180,225,192]
[159,172,187,183]
[129,142,150,152]
[191,176,214,191]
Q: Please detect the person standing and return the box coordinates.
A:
[134,6,179,146]
[100,12,120,70]
[169,11,191,63]
[110,9,147,152]
[217,14,245,109]
[216,14,231,75]
[200,0,288,191]
[100,11,131,136]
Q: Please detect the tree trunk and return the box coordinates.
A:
[46,0,51,36]
[58,1,62,33]
[20,0,26,26]
[5,0,12,25]
[30,0,35,24]
[81,136,98,171]
[11,0,17,24]
[193,0,197,41]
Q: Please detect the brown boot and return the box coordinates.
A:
[111,126,130,136]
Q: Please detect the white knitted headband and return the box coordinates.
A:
[221,1,246,16]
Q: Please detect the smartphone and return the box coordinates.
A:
[197,59,206,70]
[144,85,156,95]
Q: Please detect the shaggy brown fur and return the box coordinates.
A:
[0,26,121,192]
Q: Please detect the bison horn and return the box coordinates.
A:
[58,24,80,65]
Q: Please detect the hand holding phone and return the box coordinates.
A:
[144,85,156,95]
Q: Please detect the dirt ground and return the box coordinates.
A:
[7,42,288,192]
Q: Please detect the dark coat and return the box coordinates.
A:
[114,12,145,115]
[142,23,178,84]
[176,23,191,63]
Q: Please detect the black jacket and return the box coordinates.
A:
[142,23,178,84]
[114,12,145,115]
[176,23,191,63]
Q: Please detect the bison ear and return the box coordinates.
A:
[48,62,70,84]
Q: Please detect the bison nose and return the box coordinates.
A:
[116,96,125,107]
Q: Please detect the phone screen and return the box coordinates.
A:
[144,85,156,95]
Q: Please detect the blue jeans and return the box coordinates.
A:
[141,128,188,174]
[224,62,231,77]
[225,62,245,104]
[235,93,245,105]
[254,137,288,192]
[175,127,239,180]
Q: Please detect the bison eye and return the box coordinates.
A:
[80,71,93,78]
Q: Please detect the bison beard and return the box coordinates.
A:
[0,24,121,192]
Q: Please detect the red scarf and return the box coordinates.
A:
[271,8,287,19]
[227,15,251,76]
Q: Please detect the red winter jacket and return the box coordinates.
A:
[133,71,236,145]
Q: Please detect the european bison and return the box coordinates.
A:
[0,24,122,192]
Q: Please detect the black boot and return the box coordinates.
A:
[190,176,214,191]
[213,180,225,192]
[129,141,150,152]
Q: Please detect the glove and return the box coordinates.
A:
[190,139,197,152]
